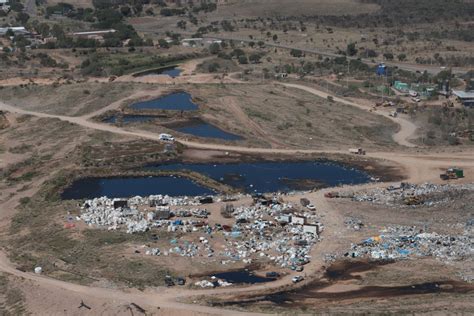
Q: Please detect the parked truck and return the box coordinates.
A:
[349,148,366,155]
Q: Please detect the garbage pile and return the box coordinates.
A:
[352,183,474,207]
[346,225,473,262]
[217,203,322,269]
[78,194,324,270]
[344,217,364,231]
[79,196,209,233]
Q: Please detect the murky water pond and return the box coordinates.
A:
[172,121,243,141]
[62,161,370,199]
[150,161,371,193]
[130,92,198,111]
[61,176,214,200]
[134,66,181,78]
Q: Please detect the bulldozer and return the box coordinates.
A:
[440,168,464,181]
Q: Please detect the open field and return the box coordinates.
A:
[213,0,380,18]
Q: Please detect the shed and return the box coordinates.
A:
[453,90,474,108]
[303,224,319,236]
[291,216,305,225]
[155,210,171,220]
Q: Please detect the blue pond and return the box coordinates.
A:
[130,92,198,111]
[174,122,243,141]
[157,67,181,78]
[103,115,158,124]
[61,176,214,200]
[150,161,371,193]
[137,66,182,78]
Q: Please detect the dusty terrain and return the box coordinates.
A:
[0,75,473,314]
[0,0,473,312]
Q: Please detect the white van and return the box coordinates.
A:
[159,133,175,142]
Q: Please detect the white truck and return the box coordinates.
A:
[349,148,366,155]
[159,133,175,142]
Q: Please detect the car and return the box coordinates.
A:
[306,204,316,210]
[292,275,304,283]
[176,277,186,286]
[164,276,175,287]
[295,266,304,272]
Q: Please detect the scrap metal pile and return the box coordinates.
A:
[351,183,474,207]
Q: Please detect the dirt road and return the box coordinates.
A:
[1,83,473,314]
[280,83,418,148]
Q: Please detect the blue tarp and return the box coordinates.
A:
[376,64,387,76]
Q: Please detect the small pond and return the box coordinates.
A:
[103,115,158,124]
[61,176,214,200]
[172,121,243,141]
[134,66,182,78]
[130,92,198,111]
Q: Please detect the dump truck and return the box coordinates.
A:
[440,168,464,180]
[349,148,366,155]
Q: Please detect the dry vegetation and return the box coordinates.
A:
[0,82,148,116]
[213,0,380,18]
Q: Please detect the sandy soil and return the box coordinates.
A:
[0,81,473,315]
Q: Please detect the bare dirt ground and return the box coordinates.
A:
[0,80,473,314]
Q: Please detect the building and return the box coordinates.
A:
[303,224,319,236]
[70,29,116,42]
[0,0,10,12]
[291,216,305,225]
[394,81,409,92]
[452,90,474,108]
[0,26,29,36]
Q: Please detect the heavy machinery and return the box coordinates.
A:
[440,168,464,180]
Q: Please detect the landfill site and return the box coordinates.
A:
[0,0,474,314]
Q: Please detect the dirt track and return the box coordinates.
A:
[0,82,473,314]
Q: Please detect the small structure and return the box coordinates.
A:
[155,210,171,220]
[0,0,10,12]
[452,90,474,108]
[303,224,319,236]
[394,81,409,92]
[291,216,305,225]
[70,29,116,42]
[0,26,29,36]
[276,215,291,224]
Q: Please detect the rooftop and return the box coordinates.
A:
[452,90,474,99]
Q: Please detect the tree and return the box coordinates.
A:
[249,53,262,64]
[238,55,248,64]
[16,12,30,24]
[209,42,220,54]
[383,52,394,60]
[177,20,186,29]
[397,53,407,61]
[346,42,357,56]
[158,39,169,48]
[272,34,278,41]
[208,62,220,73]
[290,49,303,58]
